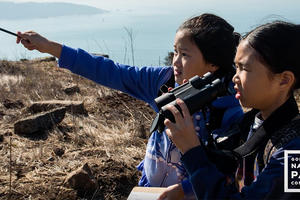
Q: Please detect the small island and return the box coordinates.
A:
[0,1,107,20]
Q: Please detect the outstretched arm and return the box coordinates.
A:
[16,31,62,58]
[16,31,173,108]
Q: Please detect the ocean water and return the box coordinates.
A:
[1,3,300,66]
[0,11,181,66]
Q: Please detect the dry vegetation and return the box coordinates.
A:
[1,58,300,200]
[0,58,155,200]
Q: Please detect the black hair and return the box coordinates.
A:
[244,21,300,90]
[177,13,240,75]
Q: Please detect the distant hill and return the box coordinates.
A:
[0,1,107,20]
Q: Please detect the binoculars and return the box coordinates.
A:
[150,72,228,133]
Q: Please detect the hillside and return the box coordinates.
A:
[1,58,300,200]
[0,58,155,199]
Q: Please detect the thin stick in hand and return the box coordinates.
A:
[0,27,18,37]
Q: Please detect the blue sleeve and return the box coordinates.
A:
[212,95,244,130]
[181,179,195,198]
[221,106,243,129]
[181,138,300,200]
[58,45,173,110]
[181,146,229,199]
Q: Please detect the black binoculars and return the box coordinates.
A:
[150,72,228,133]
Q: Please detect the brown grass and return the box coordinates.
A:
[0,58,155,200]
[1,58,300,200]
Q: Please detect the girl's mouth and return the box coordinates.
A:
[235,91,241,99]
[174,70,182,76]
[234,86,241,99]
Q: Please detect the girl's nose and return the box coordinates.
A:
[172,54,181,67]
[232,73,239,83]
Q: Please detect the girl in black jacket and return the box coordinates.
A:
[159,21,300,199]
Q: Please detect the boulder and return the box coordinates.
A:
[14,107,66,135]
[3,99,24,109]
[63,84,80,95]
[64,163,98,197]
[28,100,87,115]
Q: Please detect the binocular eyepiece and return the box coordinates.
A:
[150,72,228,133]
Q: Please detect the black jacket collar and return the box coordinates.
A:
[234,96,299,158]
[262,95,299,135]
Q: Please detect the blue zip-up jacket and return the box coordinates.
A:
[181,96,300,199]
[58,45,243,198]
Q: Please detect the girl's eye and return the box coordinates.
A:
[182,52,190,57]
[237,65,250,72]
[236,65,244,71]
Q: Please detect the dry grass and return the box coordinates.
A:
[0,58,155,200]
[1,58,300,200]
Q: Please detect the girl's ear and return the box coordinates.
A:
[279,71,295,89]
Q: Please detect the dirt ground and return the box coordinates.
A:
[0,58,155,200]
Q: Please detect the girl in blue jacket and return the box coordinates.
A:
[161,21,300,199]
[17,13,243,199]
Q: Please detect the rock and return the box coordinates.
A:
[28,100,87,115]
[134,123,147,139]
[37,56,56,62]
[14,107,66,135]
[91,53,109,58]
[0,110,4,119]
[3,99,24,109]
[53,147,65,157]
[0,135,3,143]
[64,163,98,197]
[63,84,80,95]
[48,157,55,162]
[4,131,12,136]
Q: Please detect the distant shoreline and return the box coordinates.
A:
[0,1,107,20]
